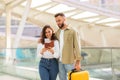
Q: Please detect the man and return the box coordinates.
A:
[54,13,81,80]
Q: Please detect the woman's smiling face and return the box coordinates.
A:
[45,28,53,39]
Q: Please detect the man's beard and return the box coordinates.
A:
[59,23,64,29]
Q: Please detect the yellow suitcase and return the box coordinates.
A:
[68,69,89,80]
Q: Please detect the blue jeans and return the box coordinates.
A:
[39,58,59,80]
[59,62,74,80]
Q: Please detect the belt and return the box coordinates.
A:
[41,57,56,60]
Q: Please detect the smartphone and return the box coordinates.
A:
[44,38,51,43]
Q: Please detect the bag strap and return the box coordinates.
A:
[69,69,83,80]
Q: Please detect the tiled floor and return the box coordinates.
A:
[0,72,115,80]
[0,73,27,80]
[0,75,108,80]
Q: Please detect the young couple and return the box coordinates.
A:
[37,13,81,80]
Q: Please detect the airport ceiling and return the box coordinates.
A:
[0,0,120,29]
[0,0,120,48]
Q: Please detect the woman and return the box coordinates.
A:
[37,25,59,80]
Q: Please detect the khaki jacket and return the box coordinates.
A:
[55,27,81,64]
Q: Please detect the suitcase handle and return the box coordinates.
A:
[71,68,84,72]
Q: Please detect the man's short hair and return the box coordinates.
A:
[54,13,65,17]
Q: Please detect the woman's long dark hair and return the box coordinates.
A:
[38,25,57,44]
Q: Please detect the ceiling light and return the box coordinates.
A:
[46,4,75,14]
[83,18,100,22]
[105,23,120,27]
[21,0,51,8]
[96,18,120,23]
[71,11,99,19]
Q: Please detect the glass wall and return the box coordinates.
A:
[0,47,120,80]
